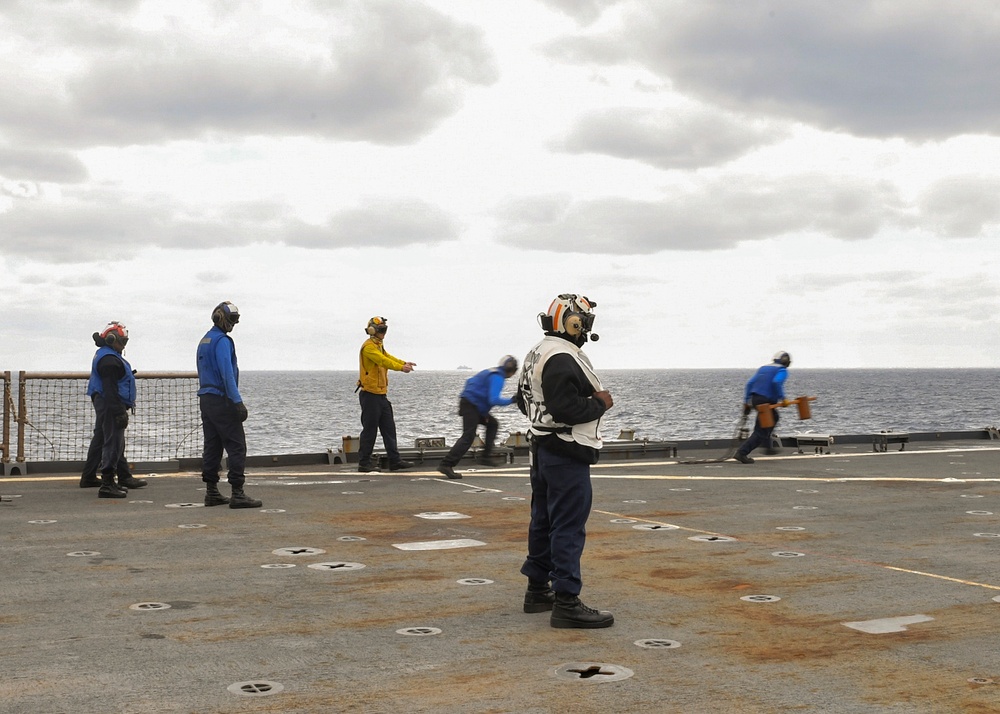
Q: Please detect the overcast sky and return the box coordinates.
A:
[3,0,1000,372]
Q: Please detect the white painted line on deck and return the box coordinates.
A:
[842,615,934,634]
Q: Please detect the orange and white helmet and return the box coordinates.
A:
[539,294,597,337]
[99,321,129,346]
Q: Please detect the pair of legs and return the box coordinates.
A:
[358,391,405,468]
[736,395,779,459]
[520,445,591,595]
[440,398,498,467]
[89,394,133,497]
[199,394,259,508]
[82,399,133,488]
[520,444,613,628]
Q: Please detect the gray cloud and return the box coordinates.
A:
[0,0,498,147]
[0,148,88,183]
[0,189,460,262]
[545,1,1000,139]
[286,199,461,249]
[915,176,1000,238]
[496,174,903,253]
[555,106,788,169]
[536,0,624,24]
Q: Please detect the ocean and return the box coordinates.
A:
[238,369,1000,456]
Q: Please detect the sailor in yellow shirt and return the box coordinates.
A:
[356,316,416,472]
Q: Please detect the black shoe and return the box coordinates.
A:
[550,594,614,629]
[229,490,262,509]
[437,464,462,480]
[119,476,148,489]
[734,452,755,464]
[204,484,230,507]
[358,463,380,473]
[98,483,127,499]
[389,460,414,471]
[524,581,555,613]
[79,475,102,488]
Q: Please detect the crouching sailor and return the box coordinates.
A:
[517,294,615,629]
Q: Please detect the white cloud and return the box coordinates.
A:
[496,174,904,253]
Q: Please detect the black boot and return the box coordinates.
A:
[204,482,230,507]
[523,579,555,613]
[79,474,102,488]
[550,592,614,629]
[98,473,127,499]
[119,475,148,489]
[229,485,262,509]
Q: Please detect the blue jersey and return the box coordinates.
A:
[86,346,136,407]
[744,363,788,403]
[460,367,513,416]
[197,326,242,403]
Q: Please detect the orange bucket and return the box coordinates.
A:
[756,404,776,428]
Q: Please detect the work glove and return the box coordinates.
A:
[113,411,129,429]
[742,403,752,417]
[235,402,249,422]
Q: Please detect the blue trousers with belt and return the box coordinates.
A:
[520,445,592,596]
[199,394,247,487]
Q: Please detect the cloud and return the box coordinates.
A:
[286,199,461,249]
[555,106,788,168]
[545,0,1000,139]
[536,0,624,24]
[915,175,1000,237]
[496,174,903,253]
[0,0,498,147]
[0,188,460,262]
[0,147,88,183]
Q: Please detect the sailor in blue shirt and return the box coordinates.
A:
[734,351,791,464]
[196,301,261,509]
[437,356,519,480]
[85,321,141,498]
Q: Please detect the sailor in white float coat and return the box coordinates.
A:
[516,294,615,629]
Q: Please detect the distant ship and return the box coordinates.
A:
[456,365,472,370]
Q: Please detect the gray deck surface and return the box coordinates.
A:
[3,439,1000,713]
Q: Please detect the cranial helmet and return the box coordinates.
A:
[366,316,388,336]
[539,294,597,338]
[773,351,792,367]
[97,321,129,347]
[212,301,240,333]
[498,355,518,377]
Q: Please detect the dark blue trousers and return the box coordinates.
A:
[737,395,779,457]
[441,398,498,467]
[520,445,592,596]
[91,394,126,477]
[84,395,131,478]
[358,391,400,466]
[199,394,246,487]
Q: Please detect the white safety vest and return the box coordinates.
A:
[520,336,603,450]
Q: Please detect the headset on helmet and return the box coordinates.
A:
[366,316,388,336]
[498,355,518,377]
[96,321,128,347]
[212,301,240,333]
[773,351,791,367]
[538,294,598,339]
